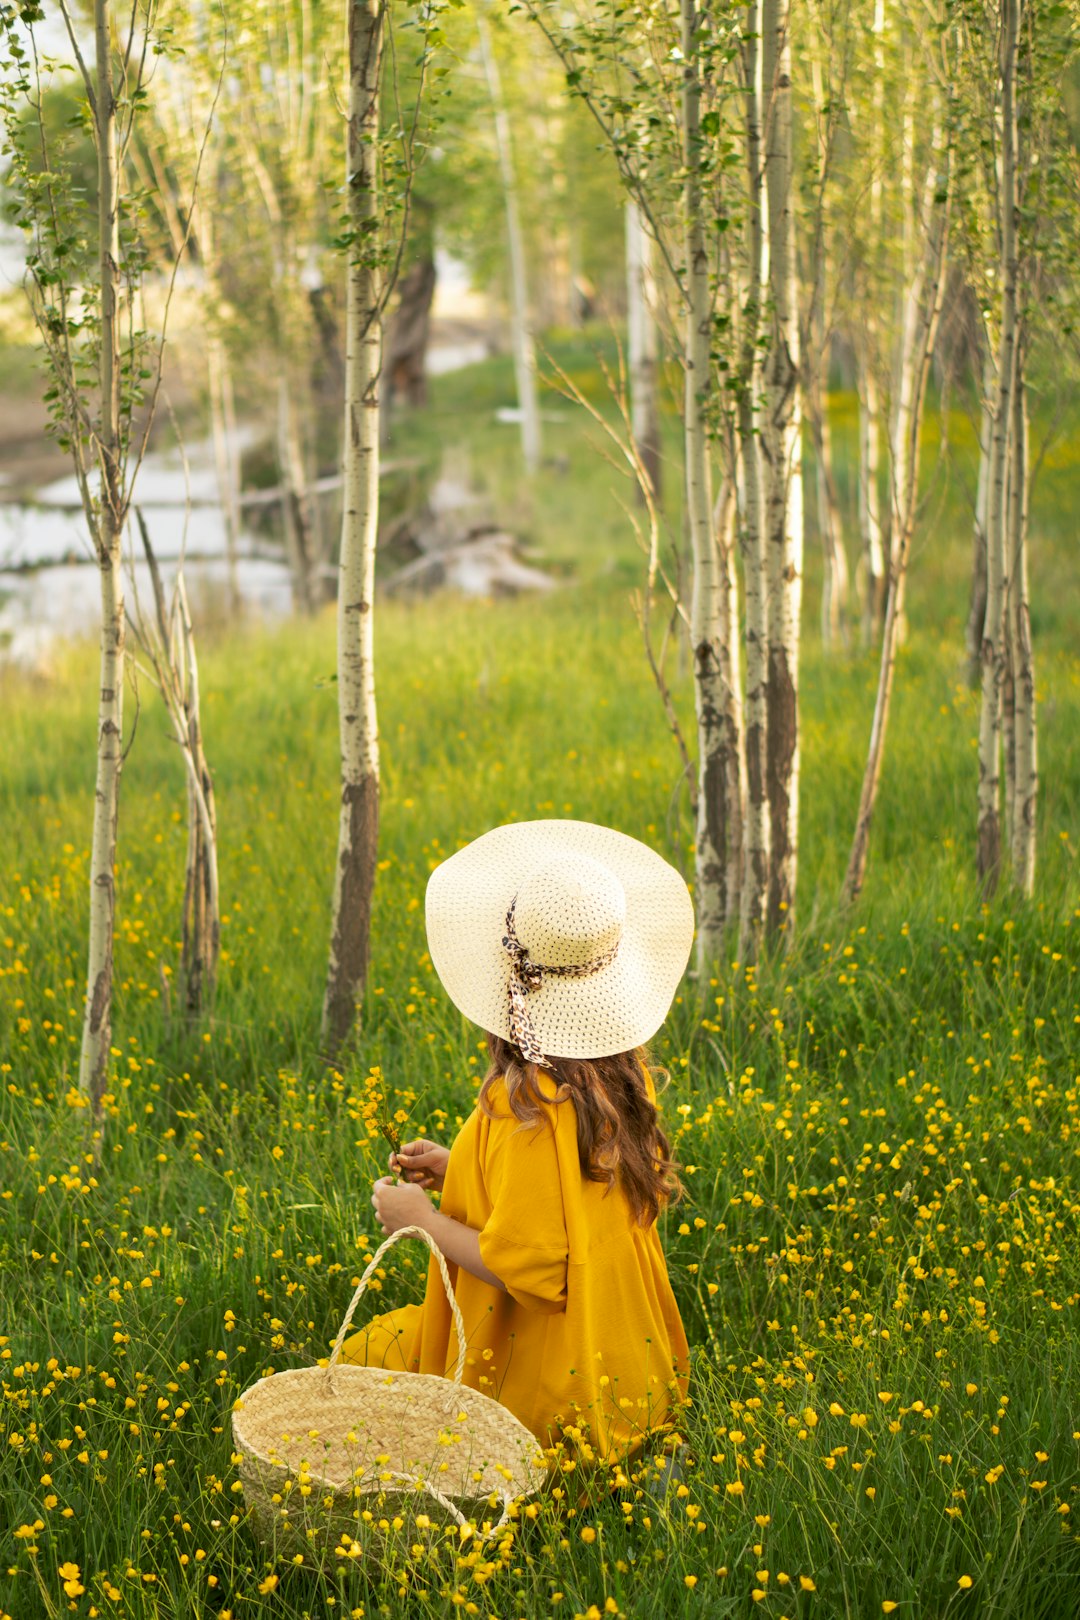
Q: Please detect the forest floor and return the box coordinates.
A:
[1,345,1079,1620]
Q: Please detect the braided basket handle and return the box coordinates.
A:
[327,1224,467,1384]
[364,1467,517,1539]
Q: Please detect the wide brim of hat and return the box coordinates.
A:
[425,819,695,1060]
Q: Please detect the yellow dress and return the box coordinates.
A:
[342,1070,690,1461]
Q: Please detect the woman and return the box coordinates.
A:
[342,818,694,1467]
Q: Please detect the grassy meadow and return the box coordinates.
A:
[2,345,1080,1620]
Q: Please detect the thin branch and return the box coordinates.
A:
[56,0,98,117]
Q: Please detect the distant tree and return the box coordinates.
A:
[625,197,662,502]
[322,0,448,1054]
[842,86,952,906]
[0,0,189,1127]
[476,2,542,474]
[321,0,386,1055]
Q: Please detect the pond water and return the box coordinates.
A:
[0,323,499,667]
[0,424,295,668]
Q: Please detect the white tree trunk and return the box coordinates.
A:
[79,0,125,1118]
[715,472,746,928]
[1009,359,1036,894]
[322,0,384,1053]
[738,0,770,961]
[682,0,730,971]
[815,404,848,649]
[977,0,1019,897]
[843,126,950,906]
[207,332,242,616]
[857,347,885,642]
[276,366,319,614]
[762,0,803,939]
[858,0,886,644]
[889,80,918,591]
[478,8,541,475]
[965,353,994,684]
[626,198,662,501]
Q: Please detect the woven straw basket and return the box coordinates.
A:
[232,1224,547,1567]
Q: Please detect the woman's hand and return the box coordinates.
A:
[371,1175,432,1237]
[390,1138,450,1192]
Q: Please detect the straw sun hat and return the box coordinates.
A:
[425,819,695,1063]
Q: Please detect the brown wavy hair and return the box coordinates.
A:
[479,1031,682,1226]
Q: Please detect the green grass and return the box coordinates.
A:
[1,347,1080,1620]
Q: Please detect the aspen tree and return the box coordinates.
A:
[738,0,770,959]
[1008,357,1037,894]
[80,0,126,1114]
[843,117,951,905]
[1,1,190,1119]
[682,0,730,970]
[976,0,1020,896]
[626,197,663,502]
[965,352,995,685]
[322,0,386,1053]
[762,0,803,937]
[715,465,747,928]
[477,5,542,475]
[857,0,886,643]
[801,28,852,652]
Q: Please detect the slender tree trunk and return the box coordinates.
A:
[79,0,125,1120]
[715,470,746,928]
[857,347,885,642]
[385,215,437,418]
[977,0,1020,898]
[207,332,242,615]
[738,0,770,961]
[626,198,663,503]
[176,579,220,1014]
[888,74,917,643]
[682,0,729,971]
[277,367,318,614]
[813,402,848,649]
[1009,355,1036,893]
[478,7,542,475]
[762,0,803,939]
[843,128,950,906]
[322,0,384,1054]
[965,352,994,685]
[858,0,886,644]
[137,514,221,1018]
[1002,427,1016,857]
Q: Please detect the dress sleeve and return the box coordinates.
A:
[476,1091,570,1315]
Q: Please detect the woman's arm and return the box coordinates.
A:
[371,1176,507,1292]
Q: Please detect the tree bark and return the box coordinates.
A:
[478,6,542,475]
[715,471,746,929]
[1008,354,1036,894]
[207,331,242,616]
[79,0,125,1120]
[682,0,729,972]
[385,245,437,412]
[887,69,920,651]
[964,352,994,685]
[813,402,848,650]
[843,126,950,907]
[738,0,770,961]
[176,577,220,1017]
[857,0,886,645]
[977,0,1020,898]
[762,0,803,939]
[322,0,384,1054]
[857,346,885,642]
[277,366,319,614]
[626,197,663,503]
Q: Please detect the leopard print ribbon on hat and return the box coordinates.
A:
[500,895,620,1065]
